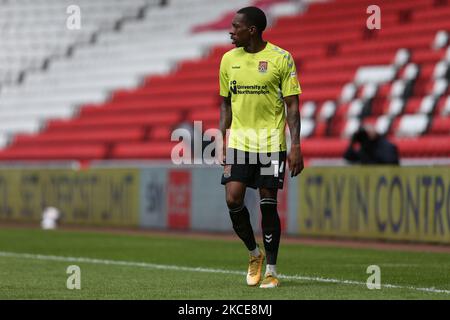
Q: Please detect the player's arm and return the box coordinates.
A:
[219,96,232,164]
[285,95,304,177]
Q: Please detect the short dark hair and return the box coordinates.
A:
[236,6,267,34]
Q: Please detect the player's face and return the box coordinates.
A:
[230,13,252,47]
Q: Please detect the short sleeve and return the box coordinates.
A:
[219,54,230,97]
[280,53,302,97]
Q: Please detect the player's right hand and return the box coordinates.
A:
[218,145,227,166]
[288,145,304,177]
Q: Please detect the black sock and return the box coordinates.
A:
[260,198,281,265]
[229,205,257,251]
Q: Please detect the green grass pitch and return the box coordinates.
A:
[0,227,449,299]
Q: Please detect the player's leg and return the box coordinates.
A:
[225,181,255,250]
[255,151,286,288]
[225,181,265,286]
[258,187,281,288]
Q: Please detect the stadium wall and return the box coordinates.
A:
[0,166,449,244]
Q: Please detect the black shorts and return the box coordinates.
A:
[220,148,287,189]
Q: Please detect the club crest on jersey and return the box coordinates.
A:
[258,61,268,73]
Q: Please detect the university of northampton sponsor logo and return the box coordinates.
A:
[229,80,237,94]
[258,61,268,73]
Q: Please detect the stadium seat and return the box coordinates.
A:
[396,114,430,137]
[112,141,183,159]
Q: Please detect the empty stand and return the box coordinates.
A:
[0,0,449,164]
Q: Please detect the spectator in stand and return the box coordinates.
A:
[343,124,399,165]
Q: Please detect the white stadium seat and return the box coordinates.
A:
[340,82,357,104]
[402,63,419,81]
[318,101,336,121]
[419,95,437,114]
[433,61,449,79]
[394,49,410,67]
[0,119,43,135]
[396,114,429,137]
[432,30,449,50]
[300,119,315,138]
[389,80,407,99]
[347,99,364,118]
[375,115,392,136]
[300,101,316,119]
[362,83,378,99]
[432,78,448,96]
[342,118,360,138]
[0,134,9,149]
[355,66,396,85]
[387,98,405,116]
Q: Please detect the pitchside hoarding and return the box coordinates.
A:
[298,167,450,243]
[140,168,167,228]
[0,166,449,244]
[0,168,140,226]
[140,166,260,232]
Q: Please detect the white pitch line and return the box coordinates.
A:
[0,251,449,295]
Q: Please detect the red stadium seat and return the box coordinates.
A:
[429,117,450,135]
[394,136,450,157]
[13,128,145,146]
[112,141,182,159]
[0,145,107,161]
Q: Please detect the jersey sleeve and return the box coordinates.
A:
[280,52,302,97]
[219,54,230,97]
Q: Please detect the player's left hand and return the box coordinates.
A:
[287,145,304,177]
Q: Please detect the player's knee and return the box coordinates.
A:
[226,195,244,210]
[259,188,277,200]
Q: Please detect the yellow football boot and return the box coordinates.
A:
[259,272,279,288]
[246,248,265,286]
